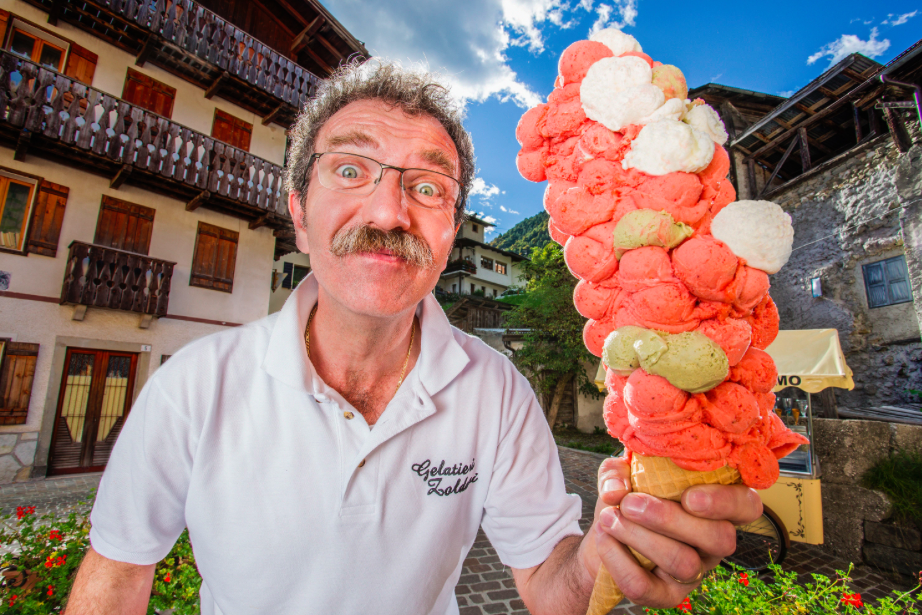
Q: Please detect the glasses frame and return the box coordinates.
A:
[308,151,462,221]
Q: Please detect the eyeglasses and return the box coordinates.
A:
[309,152,461,218]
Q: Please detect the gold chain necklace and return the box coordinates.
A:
[305,304,415,396]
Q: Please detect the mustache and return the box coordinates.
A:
[329,225,434,269]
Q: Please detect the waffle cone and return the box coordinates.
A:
[586,455,741,615]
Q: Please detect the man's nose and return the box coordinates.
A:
[362,168,411,230]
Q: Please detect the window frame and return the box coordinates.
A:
[211,109,253,152]
[121,67,177,119]
[0,170,38,255]
[862,255,912,309]
[495,262,507,275]
[189,221,239,293]
[291,264,310,288]
[7,19,69,72]
[480,256,494,271]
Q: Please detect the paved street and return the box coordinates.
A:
[0,448,908,614]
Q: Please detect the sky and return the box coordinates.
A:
[321,0,922,239]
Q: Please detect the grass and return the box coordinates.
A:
[552,424,624,456]
[495,293,528,306]
[862,447,922,527]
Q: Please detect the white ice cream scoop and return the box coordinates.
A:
[710,200,794,274]
[622,119,714,175]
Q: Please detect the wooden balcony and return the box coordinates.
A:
[442,260,477,275]
[0,50,297,255]
[61,241,175,318]
[28,0,330,128]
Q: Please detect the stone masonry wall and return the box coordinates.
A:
[769,125,922,408]
[0,432,39,483]
[814,418,922,579]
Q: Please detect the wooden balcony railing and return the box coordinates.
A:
[443,260,477,275]
[61,242,176,317]
[32,0,322,124]
[0,50,289,222]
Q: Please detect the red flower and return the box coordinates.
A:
[676,597,692,612]
[739,572,749,587]
[47,585,54,596]
[15,506,34,520]
[8,595,16,607]
[842,593,864,607]
[45,556,55,568]
[49,529,62,541]
[45,555,67,568]
[165,572,172,583]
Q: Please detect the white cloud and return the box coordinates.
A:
[710,72,724,82]
[778,89,796,97]
[470,177,502,200]
[586,0,638,36]
[807,28,890,67]
[500,205,521,214]
[883,11,917,26]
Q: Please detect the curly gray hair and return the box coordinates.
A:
[285,59,475,226]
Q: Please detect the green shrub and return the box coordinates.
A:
[646,562,921,614]
[863,448,922,527]
[0,497,202,614]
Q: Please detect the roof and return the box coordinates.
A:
[466,215,495,228]
[454,237,528,262]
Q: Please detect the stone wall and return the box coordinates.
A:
[0,432,39,483]
[814,418,922,579]
[768,127,922,408]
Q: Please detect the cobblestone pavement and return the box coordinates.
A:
[0,450,909,614]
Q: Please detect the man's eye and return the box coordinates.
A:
[337,165,361,180]
[414,182,439,197]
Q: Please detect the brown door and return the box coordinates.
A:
[48,349,138,475]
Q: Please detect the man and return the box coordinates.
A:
[66,61,761,615]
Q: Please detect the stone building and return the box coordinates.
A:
[693,38,922,411]
[0,0,363,483]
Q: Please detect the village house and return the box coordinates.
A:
[0,0,364,483]
[437,215,527,298]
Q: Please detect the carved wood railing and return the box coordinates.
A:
[52,0,322,110]
[61,242,176,317]
[0,50,288,217]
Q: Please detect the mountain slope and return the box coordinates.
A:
[490,211,550,257]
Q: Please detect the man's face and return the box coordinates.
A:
[289,99,460,318]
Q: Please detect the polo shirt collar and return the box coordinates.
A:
[262,273,469,399]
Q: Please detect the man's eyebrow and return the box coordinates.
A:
[420,149,457,178]
[324,130,379,150]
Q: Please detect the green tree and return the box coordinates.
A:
[505,241,601,426]
[490,211,550,257]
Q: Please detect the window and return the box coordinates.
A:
[492,289,497,297]
[472,224,478,233]
[0,341,39,426]
[212,109,253,152]
[122,68,176,118]
[863,256,912,308]
[495,262,507,275]
[94,196,155,255]
[8,21,67,72]
[481,256,493,270]
[451,283,456,293]
[190,222,238,293]
[0,172,37,252]
[281,262,310,289]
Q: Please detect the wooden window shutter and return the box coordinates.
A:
[94,196,155,255]
[211,109,252,152]
[0,342,39,426]
[122,68,175,119]
[0,10,10,45]
[63,42,98,86]
[190,222,238,293]
[26,180,69,257]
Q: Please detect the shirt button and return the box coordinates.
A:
[344,411,354,420]
[358,459,366,468]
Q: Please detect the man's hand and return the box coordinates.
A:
[578,455,763,609]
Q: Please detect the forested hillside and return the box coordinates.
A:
[489,211,550,257]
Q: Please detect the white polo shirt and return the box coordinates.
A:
[90,275,582,615]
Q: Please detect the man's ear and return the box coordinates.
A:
[288,192,310,254]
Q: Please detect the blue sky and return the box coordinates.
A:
[322,0,921,239]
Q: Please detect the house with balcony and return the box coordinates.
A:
[0,0,364,482]
[438,215,527,298]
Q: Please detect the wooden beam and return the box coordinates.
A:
[316,33,340,58]
[798,128,811,172]
[14,130,30,162]
[883,108,912,153]
[273,228,296,238]
[291,16,325,55]
[261,104,284,126]
[110,164,132,189]
[302,46,334,74]
[135,36,155,67]
[747,158,757,200]
[186,191,210,212]
[842,68,868,83]
[271,0,312,27]
[869,106,881,136]
[759,136,800,199]
[248,214,269,230]
[48,0,64,25]
[852,103,863,143]
[204,72,229,100]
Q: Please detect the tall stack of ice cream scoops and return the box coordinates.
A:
[514,28,810,614]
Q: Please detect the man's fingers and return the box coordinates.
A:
[594,509,695,609]
[597,456,631,508]
[681,484,763,525]
[618,492,738,560]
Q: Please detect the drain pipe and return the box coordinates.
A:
[880,73,922,128]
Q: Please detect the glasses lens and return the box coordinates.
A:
[316,153,380,194]
[403,168,459,211]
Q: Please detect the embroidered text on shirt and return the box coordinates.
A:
[411,458,478,496]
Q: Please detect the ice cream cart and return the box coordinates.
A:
[759,328,854,545]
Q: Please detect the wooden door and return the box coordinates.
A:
[48,349,138,475]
